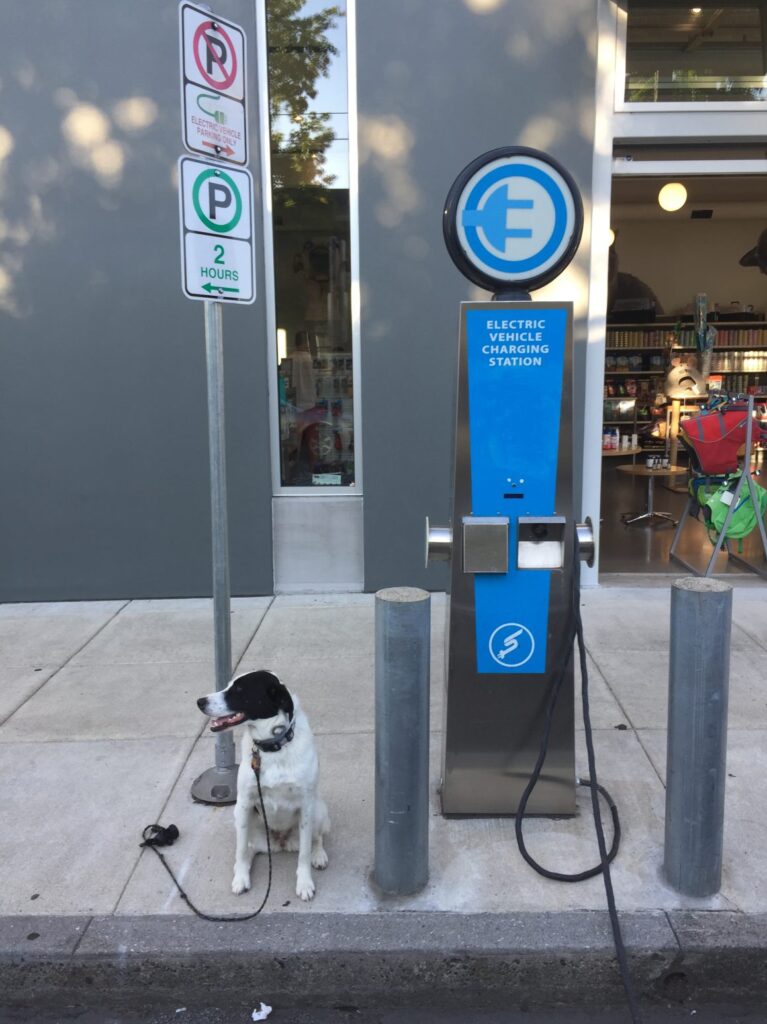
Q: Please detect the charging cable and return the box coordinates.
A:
[514,531,643,1024]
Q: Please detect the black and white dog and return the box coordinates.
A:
[197,670,329,901]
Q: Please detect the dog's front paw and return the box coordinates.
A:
[311,847,328,870]
[296,872,315,901]
[231,867,251,895]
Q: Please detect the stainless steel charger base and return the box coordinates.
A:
[440,301,576,818]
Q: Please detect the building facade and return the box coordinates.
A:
[1,1,765,600]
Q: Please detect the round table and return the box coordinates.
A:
[616,464,688,526]
[602,447,642,458]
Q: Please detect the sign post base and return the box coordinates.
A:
[191,764,239,805]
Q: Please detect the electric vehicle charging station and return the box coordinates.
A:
[429,147,594,816]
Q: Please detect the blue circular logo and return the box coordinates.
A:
[443,148,583,293]
[488,622,535,669]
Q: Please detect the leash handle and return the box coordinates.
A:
[140,824,179,848]
[140,767,273,923]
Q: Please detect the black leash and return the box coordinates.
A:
[140,753,273,922]
[514,531,643,1024]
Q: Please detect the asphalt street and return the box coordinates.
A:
[0,1003,763,1024]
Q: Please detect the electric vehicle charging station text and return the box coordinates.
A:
[430,147,593,816]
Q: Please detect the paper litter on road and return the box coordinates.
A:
[252,1003,272,1021]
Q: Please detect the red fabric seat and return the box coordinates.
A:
[680,409,750,476]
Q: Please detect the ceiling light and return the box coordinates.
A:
[691,7,702,13]
[658,182,688,212]
[608,228,616,247]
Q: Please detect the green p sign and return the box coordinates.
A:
[179,156,255,303]
[192,168,243,233]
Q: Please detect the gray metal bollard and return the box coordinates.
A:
[664,577,732,896]
[374,587,431,895]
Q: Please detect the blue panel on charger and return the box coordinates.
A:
[465,306,567,674]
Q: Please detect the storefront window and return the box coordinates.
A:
[624,4,767,103]
[265,0,353,487]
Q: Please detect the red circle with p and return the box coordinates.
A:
[193,20,238,91]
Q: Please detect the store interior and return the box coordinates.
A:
[599,168,767,575]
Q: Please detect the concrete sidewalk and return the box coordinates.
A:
[1,582,767,1010]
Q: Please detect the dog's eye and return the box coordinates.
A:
[271,725,286,737]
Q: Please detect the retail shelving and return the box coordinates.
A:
[603,319,767,437]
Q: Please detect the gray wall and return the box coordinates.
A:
[357,0,598,591]
[0,0,273,600]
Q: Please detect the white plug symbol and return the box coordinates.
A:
[497,628,524,659]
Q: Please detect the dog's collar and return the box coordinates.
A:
[252,718,295,754]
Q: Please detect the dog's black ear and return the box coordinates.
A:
[268,680,294,718]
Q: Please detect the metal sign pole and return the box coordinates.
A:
[191,299,238,803]
[180,3,254,803]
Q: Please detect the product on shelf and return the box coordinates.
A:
[603,321,767,440]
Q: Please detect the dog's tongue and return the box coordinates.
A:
[210,712,246,732]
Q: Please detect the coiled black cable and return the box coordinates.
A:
[514,529,643,1024]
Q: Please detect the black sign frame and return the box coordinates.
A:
[443,146,584,295]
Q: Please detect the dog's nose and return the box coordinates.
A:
[196,697,207,710]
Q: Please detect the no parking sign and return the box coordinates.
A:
[179,2,248,165]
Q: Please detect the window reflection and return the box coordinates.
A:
[625,4,767,102]
[266,0,354,487]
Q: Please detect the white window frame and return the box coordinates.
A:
[614,1,767,114]
[256,0,363,498]
[613,158,767,176]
